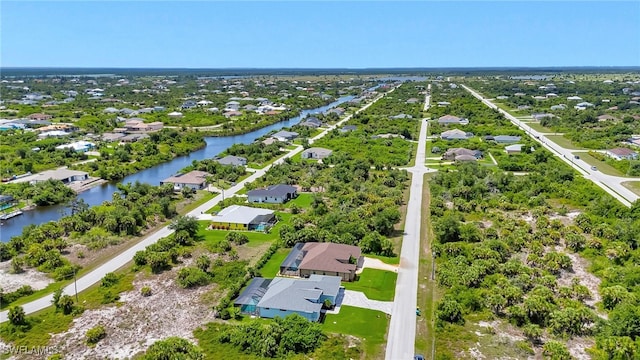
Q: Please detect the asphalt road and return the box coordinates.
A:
[385,84,431,360]
[462,84,638,208]
[0,89,393,323]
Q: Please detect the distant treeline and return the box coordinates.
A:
[2,67,640,77]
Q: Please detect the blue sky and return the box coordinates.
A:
[2,1,639,68]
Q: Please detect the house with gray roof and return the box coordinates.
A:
[271,130,299,142]
[493,135,522,144]
[340,125,357,133]
[299,117,322,128]
[234,275,341,321]
[442,148,482,161]
[301,147,333,159]
[438,114,469,125]
[248,184,298,204]
[161,170,210,191]
[215,155,247,167]
[440,129,473,140]
[210,205,275,231]
[389,113,413,120]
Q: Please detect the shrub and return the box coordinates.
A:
[141,286,152,297]
[8,306,26,326]
[101,272,120,287]
[226,232,249,245]
[53,264,78,281]
[176,267,211,288]
[86,325,106,345]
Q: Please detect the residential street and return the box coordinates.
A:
[462,84,638,207]
[385,84,431,360]
[0,89,393,323]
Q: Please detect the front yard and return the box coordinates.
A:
[342,268,397,301]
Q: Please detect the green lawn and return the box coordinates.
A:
[545,135,585,150]
[572,152,626,177]
[322,305,389,359]
[525,122,553,133]
[198,213,291,250]
[259,248,290,277]
[622,181,640,196]
[342,268,397,301]
[364,254,400,265]
[288,193,313,209]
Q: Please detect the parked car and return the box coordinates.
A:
[414,355,425,360]
[574,155,580,159]
[591,166,597,171]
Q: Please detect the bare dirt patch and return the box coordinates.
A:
[49,260,218,359]
[0,261,53,293]
[558,252,603,310]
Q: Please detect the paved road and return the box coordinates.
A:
[385,84,431,360]
[0,88,394,323]
[462,84,638,208]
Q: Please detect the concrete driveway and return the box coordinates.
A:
[329,288,393,315]
[357,257,398,274]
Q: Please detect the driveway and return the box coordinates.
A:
[357,257,398,274]
[329,289,393,315]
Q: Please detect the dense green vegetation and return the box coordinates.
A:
[72,129,206,180]
[427,81,640,358]
[467,78,640,149]
[220,142,284,168]
[246,158,409,256]
[0,179,76,206]
[0,183,179,281]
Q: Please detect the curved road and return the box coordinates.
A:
[462,84,638,207]
[0,88,395,323]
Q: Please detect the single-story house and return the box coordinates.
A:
[438,115,469,126]
[442,148,482,161]
[120,133,150,142]
[299,117,322,128]
[437,101,451,107]
[440,129,473,141]
[102,132,126,142]
[389,114,413,120]
[262,137,279,145]
[340,125,357,133]
[38,130,71,138]
[567,96,583,101]
[606,147,638,161]
[505,144,524,154]
[27,113,52,121]
[161,170,210,191]
[301,147,333,159]
[181,100,197,109]
[280,242,363,281]
[248,184,297,204]
[30,169,89,184]
[532,113,554,121]
[272,130,299,142]
[124,120,164,133]
[215,155,247,167]
[55,140,95,152]
[455,154,478,162]
[210,205,275,231]
[550,104,567,111]
[493,135,522,144]
[234,275,341,322]
[406,98,419,104]
[223,110,243,118]
[597,115,617,122]
[574,102,594,110]
[168,111,183,118]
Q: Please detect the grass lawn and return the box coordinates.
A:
[572,152,626,177]
[259,248,290,277]
[524,122,552,133]
[322,305,389,359]
[342,268,397,301]
[288,193,313,209]
[545,135,585,150]
[197,213,291,250]
[365,254,400,265]
[623,181,640,196]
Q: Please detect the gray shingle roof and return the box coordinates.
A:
[256,275,341,313]
[248,184,297,198]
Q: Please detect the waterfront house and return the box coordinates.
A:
[271,130,299,142]
[161,170,210,191]
[215,155,247,167]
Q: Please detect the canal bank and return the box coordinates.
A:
[0,96,354,242]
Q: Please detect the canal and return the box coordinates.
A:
[0,96,354,241]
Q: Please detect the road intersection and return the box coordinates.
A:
[462,84,638,208]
